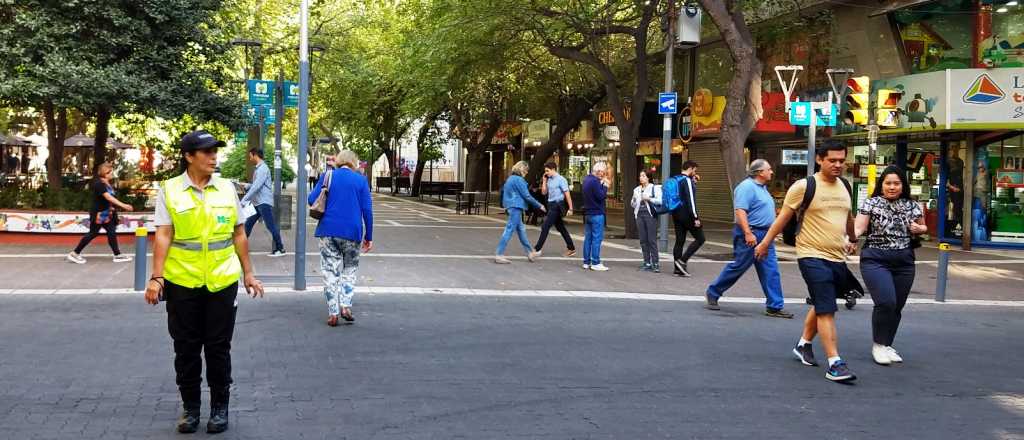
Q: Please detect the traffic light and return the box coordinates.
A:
[876,89,903,128]
[843,76,870,126]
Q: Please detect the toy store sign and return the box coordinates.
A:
[0,211,155,234]
[948,68,1024,129]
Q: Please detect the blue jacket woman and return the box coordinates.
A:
[307,150,373,326]
[495,161,544,264]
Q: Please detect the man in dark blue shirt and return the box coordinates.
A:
[582,162,610,271]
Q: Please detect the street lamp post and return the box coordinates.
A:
[295,0,311,290]
[231,38,264,180]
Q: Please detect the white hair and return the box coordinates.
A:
[747,159,770,176]
[591,161,608,173]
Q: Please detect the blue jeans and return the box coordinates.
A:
[707,227,784,310]
[583,214,605,265]
[496,208,531,256]
[244,203,284,252]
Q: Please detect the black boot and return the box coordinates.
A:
[176,404,201,434]
[207,403,229,434]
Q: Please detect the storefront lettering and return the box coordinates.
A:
[1014,92,1024,103]
[598,108,631,125]
[1015,75,1023,89]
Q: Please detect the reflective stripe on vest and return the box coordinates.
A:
[172,238,235,251]
[161,174,241,292]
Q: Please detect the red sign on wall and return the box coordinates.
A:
[754,92,795,134]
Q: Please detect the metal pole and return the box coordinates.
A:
[659,0,675,253]
[807,109,816,177]
[294,0,310,291]
[935,242,951,302]
[273,70,284,224]
[133,227,148,292]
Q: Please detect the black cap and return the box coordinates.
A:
[180,130,226,152]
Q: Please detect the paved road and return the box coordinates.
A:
[1,293,1022,439]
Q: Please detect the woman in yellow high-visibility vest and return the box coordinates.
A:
[144,130,264,434]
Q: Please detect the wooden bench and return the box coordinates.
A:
[374,176,412,194]
[418,181,464,201]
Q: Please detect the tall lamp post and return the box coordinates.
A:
[295,0,312,290]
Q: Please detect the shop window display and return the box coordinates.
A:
[980,1,1024,68]
[976,135,1024,244]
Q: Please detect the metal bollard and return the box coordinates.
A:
[935,242,951,302]
[134,227,148,292]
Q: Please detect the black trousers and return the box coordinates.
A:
[73,216,120,255]
[860,248,916,346]
[534,201,575,252]
[672,209,705,263]
[165,280,238,407]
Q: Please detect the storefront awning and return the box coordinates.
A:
[867,0,937,17]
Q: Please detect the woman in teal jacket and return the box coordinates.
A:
[495,161,545,264]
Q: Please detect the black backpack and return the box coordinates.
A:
[782,175,852,246]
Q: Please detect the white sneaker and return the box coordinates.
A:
[495,256,512,264]
[527,251,540,262]
[886,346,903,363]
[589,263,610,271]
[581,264,590,270]
[269,249,287,257]
[872,344,892,365]
[66,252,86,264]
[112,254,133,263]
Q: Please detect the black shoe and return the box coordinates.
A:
[176,405,200,434]
[674,260,691,277]
[639,262,652,271]
[826,360,857,383]
[792,344,819,367]
[765,308,794,319]
[705,292,720,310]
[206,404,229,434]
[651,263,661,273]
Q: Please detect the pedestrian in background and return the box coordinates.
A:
[241,148,286,257]
[671,161,704,277]
[630,170,661,272]
[533,161,576,258]
[853,165,926,365]
[582,161,610,271]
[755,144,859,383]
[705,159,791,318]
[309,150,374,326]
[495,161,545,264]
[144,130,265,434]
[66,162,134,264]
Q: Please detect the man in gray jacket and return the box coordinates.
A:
[243,148,285,256]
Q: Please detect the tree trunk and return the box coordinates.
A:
[526,88,607,184]
[93,106,111,170]
[411,110,443,197]
[464,148,490,192]
[43,101,69,189]
[699,0,763,190]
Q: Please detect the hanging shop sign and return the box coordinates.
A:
[525,119,551,144]
[691,88,726,136]
[603,125,620,141]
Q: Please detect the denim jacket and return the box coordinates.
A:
[501,175,542,211]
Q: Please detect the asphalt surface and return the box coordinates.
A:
[0,292,1022,439]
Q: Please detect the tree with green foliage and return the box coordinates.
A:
[219,139,296,184]
[0,0,242,189]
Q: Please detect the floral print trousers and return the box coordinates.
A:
[319,237,360,315]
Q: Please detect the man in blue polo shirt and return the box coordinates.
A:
[533,162,576,258]
[705,159,792,318]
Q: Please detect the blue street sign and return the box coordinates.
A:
[283,81,300,108]
[247,79,274,106]
[658,92,678,115]
[789,102,838,127]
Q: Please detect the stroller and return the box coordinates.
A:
[806,265,865,310]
